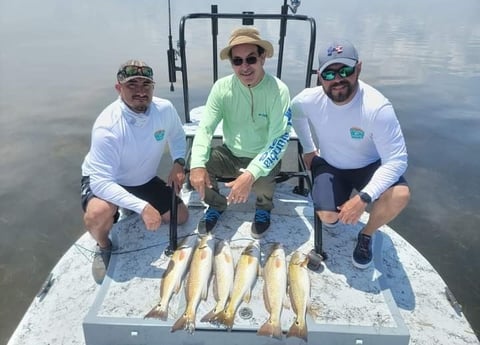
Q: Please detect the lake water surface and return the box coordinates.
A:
[1,0,479,342]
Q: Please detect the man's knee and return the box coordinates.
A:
[317,210,338,224]
[84,199,117,230]
[379,184,410,210]
[395,185,411,209]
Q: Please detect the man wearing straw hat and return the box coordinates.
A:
[189,27,291,238]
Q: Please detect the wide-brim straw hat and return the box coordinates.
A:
[220,27,274,60]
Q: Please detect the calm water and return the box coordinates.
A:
[1,0,479,342]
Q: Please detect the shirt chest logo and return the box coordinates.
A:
[154,130,165,141]
[350,127,364,139]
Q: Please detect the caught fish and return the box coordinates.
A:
[171,233,214,334]
[286,251,311,342]
[145,235,198,320]
[212,240,260,330]
[201,240,235,323]
[257,243,287,339]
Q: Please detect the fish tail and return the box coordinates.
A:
[144,304,168,321]
[170,315,186,333]
[171,312,196,334]
[257,319,283,340]
[200,308,217,323]
[286,317,308,342]
[212,310,234,330]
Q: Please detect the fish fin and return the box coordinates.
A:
[263,285,271,312]
[144,304,168,321]
[170,314,186,333]
[257,318,283,340]
[171,313,196,334]
[211,309,234,330]
[244,289,252,303]
[286,317,308,342]
[213,275,219,301]
[173,276,184,295]
[200,308,216,323]
[201,280,210,301]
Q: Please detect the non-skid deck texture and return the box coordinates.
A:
[8,183,479,345]
[84,183,409,344]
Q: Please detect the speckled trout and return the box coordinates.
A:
[201,240,235,323]
[257,243,287,339]
[171,233,214,334]
[286,251,311,342]
[212,240,260,330]
[145,234,198,320]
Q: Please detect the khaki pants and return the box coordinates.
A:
[203,145,281,212]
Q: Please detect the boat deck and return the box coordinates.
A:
[8,182,479,345]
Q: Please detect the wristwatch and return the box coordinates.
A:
[174,158,186,167]
[358,192,372,204]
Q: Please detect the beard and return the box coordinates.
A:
[324,79,357,103]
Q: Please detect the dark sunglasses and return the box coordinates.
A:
[231,56,258,66]
[321,65,356,81]
[117,65,153,79]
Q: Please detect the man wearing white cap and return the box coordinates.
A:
[189,27,291,238]
[291,40,410,269]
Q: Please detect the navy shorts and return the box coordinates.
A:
[311,157,408,212]
[81,176,183,218]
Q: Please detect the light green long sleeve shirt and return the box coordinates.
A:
[190,73,291,180]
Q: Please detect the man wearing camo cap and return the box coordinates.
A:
[81,59,189,284]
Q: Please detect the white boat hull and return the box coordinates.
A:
[7,183,479,345]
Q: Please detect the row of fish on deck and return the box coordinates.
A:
[145,233,311,341]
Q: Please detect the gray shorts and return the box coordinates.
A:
[311,157,408,212]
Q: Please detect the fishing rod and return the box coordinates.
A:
[167,0,177,91]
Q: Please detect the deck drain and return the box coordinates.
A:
[238,307,253,320]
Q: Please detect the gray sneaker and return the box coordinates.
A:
[92,243,112,284]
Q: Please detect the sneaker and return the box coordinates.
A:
[198,207,223,234]
[251,209,271,239]
[92,243,112,284]
[352,231,373,269]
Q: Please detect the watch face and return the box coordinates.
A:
[360,192,371,203]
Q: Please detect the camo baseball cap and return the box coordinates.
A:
[318,40,359,73]
[116,59,154,83]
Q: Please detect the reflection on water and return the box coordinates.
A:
[1,0,479,342]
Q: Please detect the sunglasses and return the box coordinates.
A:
[231,56,258,66]
[117,65,153,80]
[320,65,356,81]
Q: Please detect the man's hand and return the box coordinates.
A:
[337,194,367,225]
[302,151,319,170]
[141,203,162,231]
[189,167,212,201]
[168,163,186,194]
[225,170,254,204]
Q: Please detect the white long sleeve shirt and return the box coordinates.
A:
[81,97,186,213]
[291,80,408,201]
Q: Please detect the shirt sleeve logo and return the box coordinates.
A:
[350,127,364,139]
[154,129,165,141]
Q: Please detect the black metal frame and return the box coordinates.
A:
[166,3,325,264]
